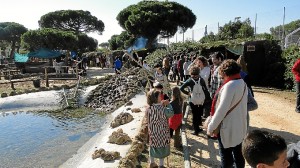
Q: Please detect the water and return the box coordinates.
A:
[0,111,104,168]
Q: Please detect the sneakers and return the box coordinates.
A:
[207,135,218,140]
[192,128,203,136]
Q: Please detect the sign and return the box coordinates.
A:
[247,45,255,52]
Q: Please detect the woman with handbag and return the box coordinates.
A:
[206,59,248,168]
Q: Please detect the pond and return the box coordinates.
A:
[0,111,105,168]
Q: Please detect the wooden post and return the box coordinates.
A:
[45,67,49,87]
[9,70,15,90]
[76,65,78,79]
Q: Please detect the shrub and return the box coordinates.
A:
[283,45,300,90]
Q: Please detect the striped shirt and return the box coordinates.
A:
[210,66,222,98]
[147,104,173,148]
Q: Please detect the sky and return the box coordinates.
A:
[1,0,300,44]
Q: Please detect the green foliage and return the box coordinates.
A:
[117,1,196,47]
[270,19,300,39]
[170,38,248,54]
[37,10,102,52]
[21,28,77,50]
[145,48,169,67]
[283,45,300,89]
[39,10,104,35]
[99,42,109,48]
[77,33,98,52]
[0,22,28,60]
[108,31,135,50]
[255,33,274,40]
[108,35,121,50]
[218,18,254,40]
[200,32,217,43]
[146,39,247,67]
[0,22,28,41]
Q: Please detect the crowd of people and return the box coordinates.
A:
[51,50,297,168]
[142,51,297,168]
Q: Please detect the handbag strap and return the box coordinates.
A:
[224,83,247,117]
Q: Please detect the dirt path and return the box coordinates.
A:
[186,87,300,168]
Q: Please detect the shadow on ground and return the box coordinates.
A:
[249,126,300,144]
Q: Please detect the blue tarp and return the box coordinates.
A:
[14,53,29,63]
[27,48,61,59]
[127,37,148,53]
[14,48,62,62]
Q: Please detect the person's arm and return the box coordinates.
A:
[217,70,223,89]
[183,62,187,71]
[180,79,192,95]
[247,88,258,111]
[207,84,234,134]
[201,67,210,84]
[200,78,211,101]
[243,75,254,97]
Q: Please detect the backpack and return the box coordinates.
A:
[190,78,206,105]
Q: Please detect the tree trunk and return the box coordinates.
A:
[9,40,16,63]
[16,46,20,53]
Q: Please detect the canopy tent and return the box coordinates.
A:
[225,45,244,56]
[14,48,62,62]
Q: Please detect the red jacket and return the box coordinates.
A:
[292,59,300,82]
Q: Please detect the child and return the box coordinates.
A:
[153,82,169,100]
[146,89,174,168]
[169,87,184,148]
[155,67,166,84]
[180,66,210,135]
[242,130,290,168]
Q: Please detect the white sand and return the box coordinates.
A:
[0,90,62,112]
[60,92,147,168]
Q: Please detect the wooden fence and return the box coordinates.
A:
[0,66,81,89]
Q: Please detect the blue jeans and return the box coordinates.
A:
[218,135,245,168]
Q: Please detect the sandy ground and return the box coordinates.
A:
[61,93,147,168]
[85,67,115,79]
[186,87,300,168]
[0,90,62,112]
